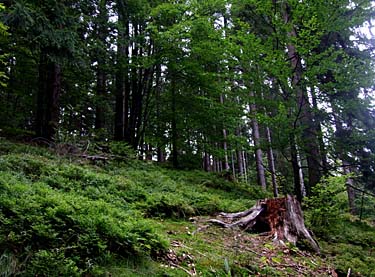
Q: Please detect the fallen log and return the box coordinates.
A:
[209,195,320,253]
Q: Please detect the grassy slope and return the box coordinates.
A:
[0,139,374,276]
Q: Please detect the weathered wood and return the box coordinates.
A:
[80,154,109,162]
[209,195,320,253]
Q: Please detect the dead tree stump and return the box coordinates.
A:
[209,195,320,253]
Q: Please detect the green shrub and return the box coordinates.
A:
[26,250,81,276]
[304,175,348,230]
[0,154,48,180]
[109,141,136,160]
[142,194,196,219]
[0,174,167,274]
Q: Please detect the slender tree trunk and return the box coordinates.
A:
[155,65,165,163]
[253,126,266,189]
[236,127,244,177]
[114,11,129,140]
[220,94,230,171]
[171,79,178,168]
[95,0,108,131]
[203,151,211,172]
[237,149,244,178]
[95,64,106,130]
[343,160,356,214]
[311,88,329,175]
[129,24,139,147]
[333,112,356,214]
[249,93,267,190]
[242,151,248,183]
[35,51,61,141]
[231,151,236,180]
[146,144,153,160]
[212,156,217,172]
[297,146,306,198]
[266,126,278,197]
[290,134,303,202]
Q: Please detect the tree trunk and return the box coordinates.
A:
[95,0,108,131]
[249,93,267,190]
[290,134,303,202]
[236,127,244,177]
[266,126,278,197]
[220,94,230,171]
[95,64,106,130]
[146,144,153,161]
[231,151,236,180]
[283,3,322,195]
[35,52,61,141]
[345,167,356,215]
[237,149,244,178]
[332,112,357,215]
[114,10,129,141]
[333,111,357,214]
[171,79,178,168]
[243,151,248,183]
[311,88,329,175]
[210,195,320,253]
[254,135,266,189]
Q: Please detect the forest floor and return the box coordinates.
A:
[0,138,374,276]
[154,218,335,276]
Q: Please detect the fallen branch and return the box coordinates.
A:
[80,154,109,162]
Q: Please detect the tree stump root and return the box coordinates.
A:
[209,195,320,254]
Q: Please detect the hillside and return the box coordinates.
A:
[0,139,374,276]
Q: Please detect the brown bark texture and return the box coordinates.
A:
[209,195,320,253]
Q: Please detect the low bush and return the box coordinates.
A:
[0,173,167,275]
[304,175,348,232]
[304,176,375,276]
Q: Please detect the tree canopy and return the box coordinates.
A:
[1,0,375,200]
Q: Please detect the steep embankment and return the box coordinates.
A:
[0,139,374,276]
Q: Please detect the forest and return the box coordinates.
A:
[0,0,375,276]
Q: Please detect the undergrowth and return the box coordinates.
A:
[305,176,375,276]
[0,139,267,275]
[0,139,374,276]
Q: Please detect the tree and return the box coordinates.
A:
[4,0,82,140]
[0,3,8,88]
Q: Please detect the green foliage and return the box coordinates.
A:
[1,139,375,275]
[320,217,375,276]
[304,175,348,229]
[109,141,137,160]
[0,139,270,275]
[0,148,170,275]
[0,3,9,88]
[304,176,375,276]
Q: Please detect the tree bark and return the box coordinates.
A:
[311,88,329,175]
[237,149,244,178]
[290,134,303,202]
[171,79,178,168]
[249,93,267,190]
[114,8,129,141]
[35,51,61,141]
[94,0,108,131]
[220,94,230,171]
[333,112,357,214]
[95,63,106,130]
[266,126,278,197]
